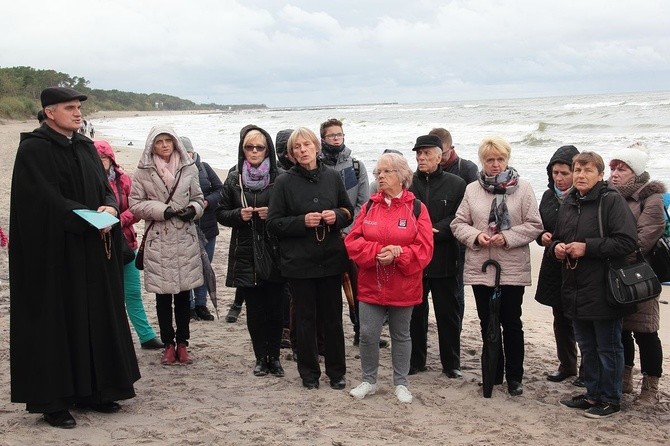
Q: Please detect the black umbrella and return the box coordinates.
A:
[196,226,219,320]
[481,259,503,398]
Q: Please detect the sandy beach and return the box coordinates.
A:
[1,116,669,445]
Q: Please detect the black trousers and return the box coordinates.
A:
[156,290,191,346]
[410,276,461,371]
[472,285,525,383]
[622,330,663,377]
[238,282,284,360]
[291,275,346,382]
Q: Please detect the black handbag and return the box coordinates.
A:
[598,197,661,308]
[646,205,670,283]
[121,236,136,265]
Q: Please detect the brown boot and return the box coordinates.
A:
[161,344,176,365]
[635,375,660,405]
[623,365,634,394]
[176,343,193,364]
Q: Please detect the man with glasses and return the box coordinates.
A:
[319,118,375,347]
[408,134,467,378]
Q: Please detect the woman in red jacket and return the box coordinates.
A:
[95,140,162,350]
[345,152,434,403]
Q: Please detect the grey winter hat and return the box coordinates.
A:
[180,136,194,153]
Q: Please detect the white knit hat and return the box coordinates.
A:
[611,142,649,176]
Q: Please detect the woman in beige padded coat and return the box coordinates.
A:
[130,126,205,366]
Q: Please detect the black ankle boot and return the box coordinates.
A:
[268,357,285,377]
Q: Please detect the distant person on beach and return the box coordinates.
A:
[534,145,584,385]
[217,125,285,377]
[451,136,543,397]
[553,151,637,418]
[129,126,205,366]
[345,152,433,403]
[268,127,354,390]
[180,136,222,322]
[609,143,665,406]
[9,87,140,428]
[429,127,478,325]
[319,118,372,348]
[95,139,163,350]
[408,135,467,378]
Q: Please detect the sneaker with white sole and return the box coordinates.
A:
[349,382,377,399]
[395,385,413,403]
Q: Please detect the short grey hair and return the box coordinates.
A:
[377,153,413,189]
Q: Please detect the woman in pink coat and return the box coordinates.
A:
[345,153,434,403]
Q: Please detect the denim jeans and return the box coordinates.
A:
[573,318,624,405]
[191,237,216,308]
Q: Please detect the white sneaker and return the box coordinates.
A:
[349,382,377,399]
[395,385,413,403]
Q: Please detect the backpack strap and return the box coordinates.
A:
[352,158,360,180]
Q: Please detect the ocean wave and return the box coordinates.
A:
[564,101,626,110]
[568,124,611,129]
[517,134,553,146]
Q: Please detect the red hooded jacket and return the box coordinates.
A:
[94,140,139,249]
[345,189,434,307]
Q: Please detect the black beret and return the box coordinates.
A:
[40,87,87,107]
[412,134,443,151]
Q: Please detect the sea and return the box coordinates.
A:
[94,90,670,200]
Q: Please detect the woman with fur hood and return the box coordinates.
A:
[609,143,666,405]
[129,126,205,366]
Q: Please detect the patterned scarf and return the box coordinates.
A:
[478,167,520,234]
[554,185,571,202]
[613,172,650,198]
[153,152,180,189]
[242,158,271,191]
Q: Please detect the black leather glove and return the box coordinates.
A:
[164,206,178,220]
[176,206,196,222]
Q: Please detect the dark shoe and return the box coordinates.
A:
[225,304,242,323]
[560,394,596,409]
[303,379,319,390]
[88,402,121,413]
[190,309,200,321]
[508,381,523,396]
[330,377,346,390]
[353,332,360,346]
[444,369,463,379]
[195,305,215,321]
[583,402,620,419]
[176,343,193,364]
[44,409,76,428]
[161,344,176,365]
[572,377,586,388]
[268,357,285,377]
[140,337,164,350]
[379,339,389,348]
[253,358,268,376]
[408,365,427,375]
[547,370,576,382]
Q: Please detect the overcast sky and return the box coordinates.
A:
[2,1,668,107]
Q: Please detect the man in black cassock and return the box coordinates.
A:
[9,87,140,428]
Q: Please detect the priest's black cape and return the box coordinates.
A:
[9,124,140,413]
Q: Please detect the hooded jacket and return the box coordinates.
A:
[534,145,579,307]
[216,125,280,287]
[345,190,434,306]
[267,160,354,279]
[129,126,205,294]
[275,128,295,171]
[451,177,543,286]
[618,179,666,332]
[95,140,140,250]
[192,152,224,240]
[551,181,638,320]
[409,168,466,277]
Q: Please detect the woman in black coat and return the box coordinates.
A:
[267,127,354,390]
[552,151,637,419]
[534,145,582,384]
[216,125,285,377]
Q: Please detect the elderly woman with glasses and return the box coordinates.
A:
[345,153,434,403]
[217,126,285,378]
[451,136,543,397]
[267,127,354,391]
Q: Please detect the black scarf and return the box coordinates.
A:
[320,141,345,166]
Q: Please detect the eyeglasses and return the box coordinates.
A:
[243,144,266,152]
[324,133,344,140]
[373,169,398,178]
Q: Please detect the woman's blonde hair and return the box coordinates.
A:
[478,136,511,165]
[287,127,320,157]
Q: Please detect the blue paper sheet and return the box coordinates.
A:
[73,209,119,230]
